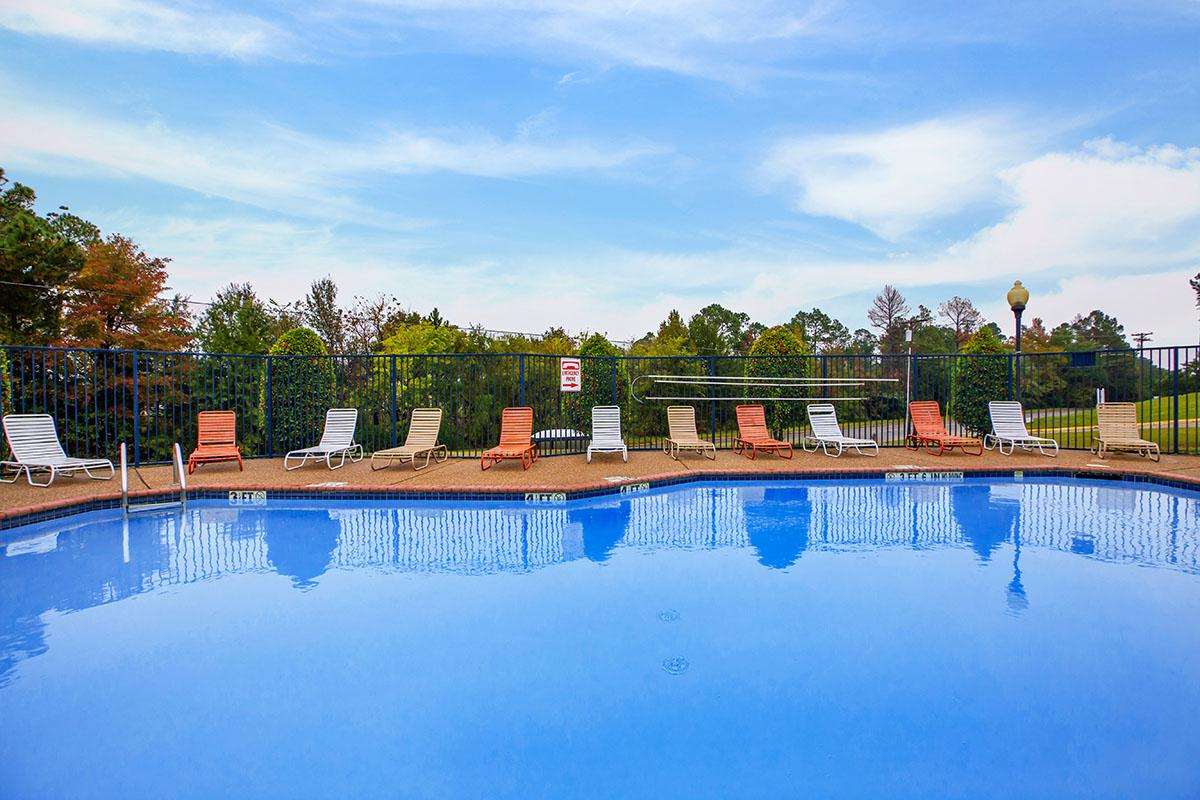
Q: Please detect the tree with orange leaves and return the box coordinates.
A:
[60,235,192,350]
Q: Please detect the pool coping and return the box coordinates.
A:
[3,462,1199,531]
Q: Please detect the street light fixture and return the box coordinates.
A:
[1007,281,1030,398]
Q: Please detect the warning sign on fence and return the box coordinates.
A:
[560,357,581,392]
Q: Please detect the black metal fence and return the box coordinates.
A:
[1,345,1196,464]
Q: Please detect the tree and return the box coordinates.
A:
[847,328,878,355]
[1068,310,1129,350]
[304,277,346,354]
[260,327,335,453]
[746,326,810,432]
[867,285,910,331]
[951,328,1009,436]
[380,322,469,354]
[60,234,191,350]
[937,296,982,346]
[0,169,99,344]
[345,294,413,353]
[631,310,694,356]
[790,308,850,353]
[194,283,277,354]
[687,304,751,355]
[564,333,628,427]
[1191,273,1200,320]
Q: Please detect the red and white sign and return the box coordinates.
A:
[559,357,582,392]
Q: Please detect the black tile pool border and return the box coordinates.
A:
[3,466,1199,532]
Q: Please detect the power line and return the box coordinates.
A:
[1131,332,1153,348]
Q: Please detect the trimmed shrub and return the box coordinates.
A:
[0,349,10,418]
[564,334,629,429]
[951,328,1010,436]
[746,326,811,432]
[260,327,336,454]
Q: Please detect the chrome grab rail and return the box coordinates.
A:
[120,441,186,516]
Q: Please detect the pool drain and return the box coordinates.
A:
[661,656,689,675]
[657,609,680,622]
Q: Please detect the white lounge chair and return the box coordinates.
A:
[802,404,878,457]
[587,406,628,462]
[284,408,363,470]
[1,413,115,487]
[985,401,1058,457]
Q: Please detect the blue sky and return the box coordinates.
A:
[2,1,1199,344]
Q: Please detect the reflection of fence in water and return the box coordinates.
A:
[331,507,574,574]
[109,482,1200,586]
[621,488,749,550]
[1014,483,1200,573]
[168,509,272,585]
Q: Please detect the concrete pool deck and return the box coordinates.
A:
[5,446,1200,527]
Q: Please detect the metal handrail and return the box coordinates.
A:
[121,441,186,516]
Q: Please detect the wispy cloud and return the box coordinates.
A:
[760,114,1042,239]
[0,0,292,58]
[312,0,840,84]
[0,79,666,223]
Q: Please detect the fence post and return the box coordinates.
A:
[131,351,140,467]
[390,355,398,448]
[610,356,618,404]
[265,357,274,457]
[1173,347,1180,454]
[708,356,717,443]
[518,354,526,407]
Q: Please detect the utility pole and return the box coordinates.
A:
[1132,332,1153,402]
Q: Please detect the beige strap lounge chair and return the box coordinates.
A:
[1091,402,1159,462]
[664,406,716,460]
[370,408,447,470]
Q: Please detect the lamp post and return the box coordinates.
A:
[1007,281,1030,400]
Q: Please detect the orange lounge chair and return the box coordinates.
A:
[733,404,793,459]
[905,401,983,456]
[481,407,538,470]
[187,410,243,474]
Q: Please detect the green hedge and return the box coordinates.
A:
[746,326,811,432]
[260,328,335,453]
[951,329,1010,436]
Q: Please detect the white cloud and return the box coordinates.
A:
[761,115,1034,239]
[0,81,665,223]
[947,138,1200,273]
[0,0,291,58]
[319,0,838,83]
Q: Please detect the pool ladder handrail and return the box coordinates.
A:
[120,442,187,516]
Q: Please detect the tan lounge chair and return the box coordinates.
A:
[371,408,448,470]
[664,406,716,460]
[1091,402,1159,462]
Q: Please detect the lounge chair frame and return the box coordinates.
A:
[904,401,984,456]
[187,410,244,474]
[984,401,1057,457]
[283,408,364,470]
[371,408,448,471]
[664,406,716,460]
[733,404,793,459]
[802,403,878,457]
[1091,402,1160,462]
[587,406,628,463]
[481,407,539,470]
[1,413,114,487]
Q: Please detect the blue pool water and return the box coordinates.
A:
[2,478,1200,799]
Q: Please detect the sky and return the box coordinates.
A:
[1,0,1199,346]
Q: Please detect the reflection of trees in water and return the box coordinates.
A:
[3,480,1200,684]
[744,487,810,569]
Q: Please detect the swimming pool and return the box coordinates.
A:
[2,477,1199,798]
